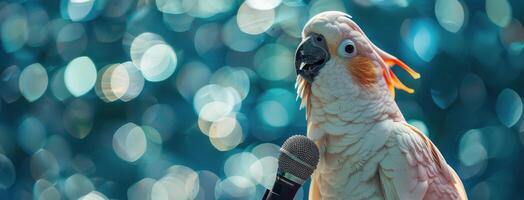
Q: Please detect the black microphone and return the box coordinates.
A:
[262,135,320,200]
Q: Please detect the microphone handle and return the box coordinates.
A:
[263,189,280,200]
[262,175,301,200]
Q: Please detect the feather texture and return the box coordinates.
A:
[296,11,467,200]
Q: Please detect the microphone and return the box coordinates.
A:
[262,135,320,200]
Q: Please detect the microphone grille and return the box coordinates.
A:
[278,135,320,181]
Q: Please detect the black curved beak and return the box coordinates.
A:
[295,33,330,83]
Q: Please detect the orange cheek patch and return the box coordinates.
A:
[347,56,377,88]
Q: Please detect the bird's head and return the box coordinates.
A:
[295,11,420,104]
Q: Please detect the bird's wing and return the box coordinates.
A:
[378,122,467,200]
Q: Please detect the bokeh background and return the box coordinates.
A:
[0,0,523,199]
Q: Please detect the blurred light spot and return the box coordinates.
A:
[175,61,211,101]
[150,180,169,200]
[30,149,59,182]
[435,0,465,33]
[195,170,220,200]
[140,126,163,163]
[459,73,486,110]
[142,104,176,140]
[80,191,108,200]
[127,178,156,200]
[194,84,241,122]
[250,156,278,189]
[37,184,61,200]
[237,2,275,35]
[281,0,306,6]
[97,181,117,196]
[25,5,49,43]
[0,154,15,189]
[430,85,458,109]
[92,63,138,102]
[1,65,21,103]
[65,56,97,97]
[120,62,145,101]
[142,158,172,179]
[471,28,503,66]
[194,23,222,56]
[277,5,308,38]
[254,88,297,140]
[479,126,517,160]
[209,117,244,151]
[254,43,294,81]
[0,4,28,52]
[407,120,429,136]
[509,42,524,55]
[247,0,281,10]
[486,0,512,27]
[156,0,195,14]
[130,33,177,82]
[251,143,280,159]
[50,68,72,101]
[103,0,133,18]
[140,44,177,82]
[19,63,48,102]
[167,165,199,199]
[224,152,258,180]
[187,0,235,18]
[459,129,487,178]
[257,101,289,127]
[353,0,408,8]
[128,178,156,200]
[496,88,522,127]
[72,155,96,174]
[63,0,97,22]
[501,19,524,55]
[210,67,250,100]
[151,177,179,200]
[65,174,94,200]
[18,117,46,154]
[48,17,68,38]
[96,64,129,102]
[222,16,265,52]
[198,118,213,136]
[215,176,256,200]
[56,23,88,60]
[470,181,491,200]
[484,170,513,199]
[34,179,61,200]
[64,99,94,139]
[309,0,346,17]
[34,179,53,196]
[152,165,199,200]
[130,32,165,70]
[200,101,234,122]
[163,13,194,32]
[40,189,61,200]
[113,123,147,162]
[44,135,72,167]
[412,20,439,62]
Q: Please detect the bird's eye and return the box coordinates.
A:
[337,39,357,58]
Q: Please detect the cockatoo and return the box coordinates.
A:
[294,11,467,200]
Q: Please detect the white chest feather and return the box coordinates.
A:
[306,60,403,199]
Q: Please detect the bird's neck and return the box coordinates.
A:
[305,62,404,140]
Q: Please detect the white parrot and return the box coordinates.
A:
[294,11,467,200]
